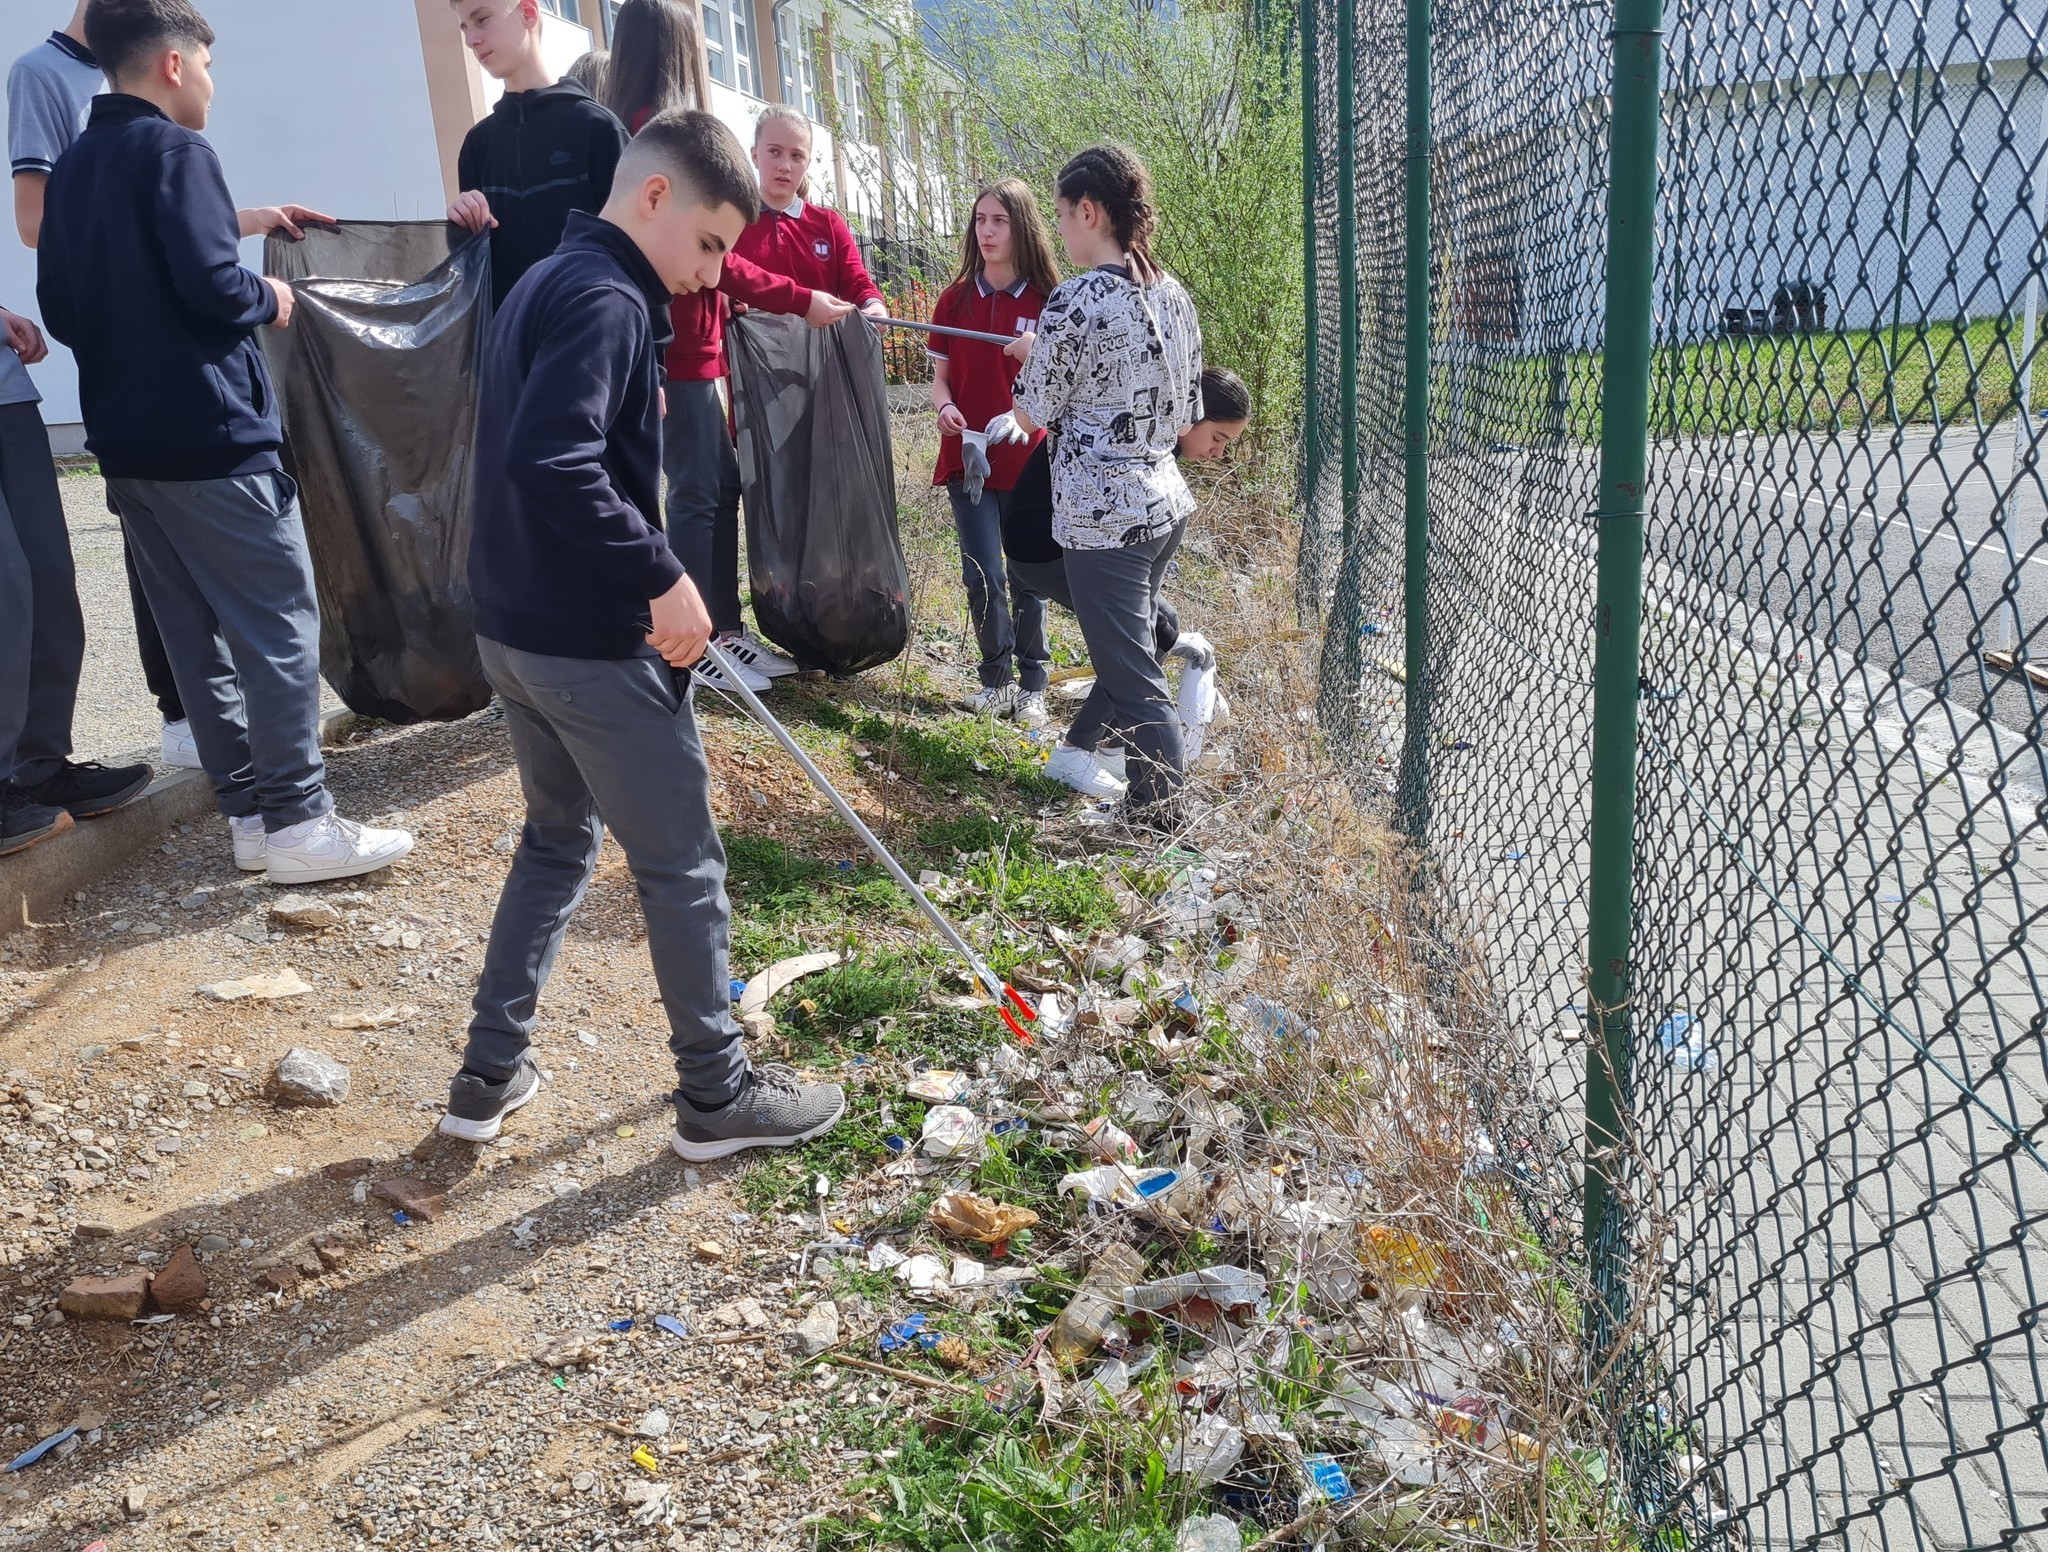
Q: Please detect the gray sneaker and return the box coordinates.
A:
[669,1065,847,1162]
[438,1056,544,1141]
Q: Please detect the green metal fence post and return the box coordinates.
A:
[1581,0,1664,1353]
[1395,0,1432,837]
[1327,0,1361,707]
[1335,0,1360,554]
[1301,0,1319,518]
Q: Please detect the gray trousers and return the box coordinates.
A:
[465,638,748,1107]
[106,472,331,829]
[0,402,83,786]
[1063,521,1188,809]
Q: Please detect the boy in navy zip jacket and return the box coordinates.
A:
[445,0,629,310]
[443,110,846,1162]
[37,0,414,886]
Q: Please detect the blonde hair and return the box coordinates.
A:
[753,103,813,147]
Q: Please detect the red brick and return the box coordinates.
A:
[373,1178,447,1222]
[148,1246,208,1312]
[60,1272,150,1322]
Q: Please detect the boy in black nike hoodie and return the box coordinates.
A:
[446,0,629,309]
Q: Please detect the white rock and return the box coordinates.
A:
[270,1047,350,1107]
[268,894,342,931]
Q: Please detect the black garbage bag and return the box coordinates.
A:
[726,312,909,676]
[263,220,493,723]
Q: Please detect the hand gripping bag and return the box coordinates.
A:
[263,221,493,722]
[726,312,910,675]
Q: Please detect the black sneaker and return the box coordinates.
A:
[14,760,153,820]
[437,1056,544,1141]
[0,788,74,857]
[669,1064,846,1162]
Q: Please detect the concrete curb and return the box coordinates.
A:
[1,708,360,939]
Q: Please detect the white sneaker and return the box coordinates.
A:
[1098,746,1128,782]
[1011,689,1050,728]
[697,653,772,696]
[161,719,203,770]
[229,815,267,873]
[265,812,414,885]
[1045,743,1128,799]
[718,630,799,679]
[960,683,1018,716]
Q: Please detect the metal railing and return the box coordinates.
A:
[1298,0,2048,1544]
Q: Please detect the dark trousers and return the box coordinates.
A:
[662,381,744,636]
[465,638,749,1107]
[1062,521,1188,809]
[1008,552,1181,658]
[947,480,1049,691]
[107,471,331,829]
[0,402,83,786]
[124,539,186,723]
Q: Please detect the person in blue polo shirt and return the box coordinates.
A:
[36,0,413,886]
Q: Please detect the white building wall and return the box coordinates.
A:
[0,2,591,439]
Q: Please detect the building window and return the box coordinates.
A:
[539,0,582,22]
[775,8,819,120]
[835,53,869,142]
[701,0,754,95]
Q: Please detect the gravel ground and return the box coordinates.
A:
[0,675,983,1552]
[57,469,345,769]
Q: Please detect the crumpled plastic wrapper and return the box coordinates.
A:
[928,1189,1039,1244]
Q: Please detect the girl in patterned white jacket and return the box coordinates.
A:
[1008,144,1205,828]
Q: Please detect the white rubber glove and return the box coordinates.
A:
[983,410,1028,446]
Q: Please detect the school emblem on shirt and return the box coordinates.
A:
[814,240,831,257]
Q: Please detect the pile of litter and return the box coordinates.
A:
[765,851,1618,1548]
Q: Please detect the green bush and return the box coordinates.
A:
[926,0,1305,442]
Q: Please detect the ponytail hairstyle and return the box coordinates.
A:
[603,0,711,127]
[949,177,1061,298]
[1054,143,1161,285]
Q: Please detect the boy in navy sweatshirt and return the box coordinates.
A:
[445,0,629,311]
[444,110,845,1160]
[37,0,414,886]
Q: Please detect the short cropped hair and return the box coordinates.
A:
[85,0,215,84]
[619,109,759,223]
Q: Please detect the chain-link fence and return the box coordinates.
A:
[1299,0,2048,1545]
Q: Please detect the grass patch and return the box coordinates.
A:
[1495,317,2048,443]
[851,710,1065,802]
[812,1397,1186,1552]
[728,834,898,913]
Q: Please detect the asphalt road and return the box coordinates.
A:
[1654,418,2048,732]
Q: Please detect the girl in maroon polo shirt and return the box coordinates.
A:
[733,106,887,317]
[603,0,854,695]
[926,179,1061,723]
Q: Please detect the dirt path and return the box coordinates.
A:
[0,670,1013,1552]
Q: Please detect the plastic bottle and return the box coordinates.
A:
[1657,1013,1720,1074]
[1048,1244,1145,1365]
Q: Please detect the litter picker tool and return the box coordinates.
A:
[873,316,1019,348]
[698,641,1040,1044]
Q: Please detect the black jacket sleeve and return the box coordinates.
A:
[457,120,485,195]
